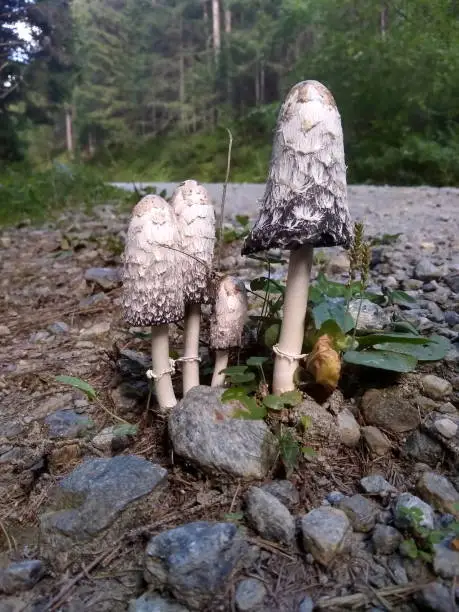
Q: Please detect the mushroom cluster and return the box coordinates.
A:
[121,79,351,410]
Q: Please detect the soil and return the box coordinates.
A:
[0,186,458,611]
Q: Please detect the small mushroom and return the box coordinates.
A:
[171,180,216,394]
[242,80,352,394]
[210,276,248,387]
[122,195,184,409]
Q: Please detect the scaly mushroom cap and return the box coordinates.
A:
[242,80,352,255]
[122,195,184,326]
[171,180,216,304]
[210,276,248,349]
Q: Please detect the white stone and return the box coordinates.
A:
[434,418,457,439]
[337,408,361,447]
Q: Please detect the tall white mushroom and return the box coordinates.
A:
[122,195,184,410]
[210,276,248,387]
[241,80,352,395]
[171,180,216,395]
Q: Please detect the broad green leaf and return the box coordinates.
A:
[55,375,97,400]
[281,390,303,407]
[112,423,138,437]
[263,394,286,410]
[223,228,239,243]
[374,334,450,362]
[343,350,417,372]
[387,289,417,306]
[224,512,244,521]
[278,430,300,476]
[312,301,355,333]
[264,324,280,348]
[357,333,432,348]
[235,214,250,227]
[246,356,269,367]
[220,365,249,375]
[230,372,256,384]
[391,320,420,335]
[302,446,317,458]
[233,396,267,420]
[221,387,250,402]
[300,415,313,431]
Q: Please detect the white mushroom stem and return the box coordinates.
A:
[150,324,177,410]
[211,350,229,388]
[272,245,313,395]
[182,303,201,394]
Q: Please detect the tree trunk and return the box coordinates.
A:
[380,2,388,38]
[65,107,73,156]
[224,3,232,105]
[179,15,186,129]
[212,0,221,57]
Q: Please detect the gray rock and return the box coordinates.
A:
[417,472,459,518]
[338,494,378,532]
[348,299,390,331]
[0,324,11,335]
[337,408,361,447]
[371,525,402,555]
[234,578,267,611]
[362,426,391,456]
[421,375,453,400]
[260,480,299,508]
[91,424,136,453]
[360,388,420,433]
[326,491,345,506]
[445,272,459,293]
[360,475,396,497]
[445,311,459,326]
[414,259,444,281]
[300,507,351,566]
[245,486,295,545]
[45,409,94,439]
[84,267,121,290]
[432,540,459,579]
[80,321,111,337]
[145,522,248,610]
[0,560,45,594]
[48,321,70,334]
[438,402,458,415]
[434,418,458,439]
[128,593,190,612]
[416,581,455,612]
[292,398,339,445]
[168,386,276,479]
[298,595,314,612]
[402,430,443,466]
[79,292,108,308]
[426,302,445,323]
[40,456,167,570]
[394,493,434,532]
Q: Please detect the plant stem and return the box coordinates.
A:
[151,324,177,409]
[182,303,201,394]
[211,349,229,387]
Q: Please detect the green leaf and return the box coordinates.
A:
[278,430,300,476]
[280,390,303,407]
[224,512,244,522]
[357,333,431,347]
[343,350,418,372]
[264,324,280,348]
[55,375,97,400]
[230,372,256,384]
[387,289,417,305]
[302,446,317,458]
[250,277,285,294]
[246,356,269,367]
[391,320,420,335]
[299,415,313,431]
[223,228,239,243]
[312,301,355,333]
[221,387,252,402]
[374,334,450,362]
[400,538,419,560]
[233,396,267,420]
[112,423,138,437]
[220,366,249,375]
[235,214,250,227]
[263,394,286,410]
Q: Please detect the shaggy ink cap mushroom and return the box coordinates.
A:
[171,179,216,394]
[122,194,184,326]
[242,80,352,255]
[122,194,184,409]
[210,276,248,387]
[240,80,352,395]
[171,179,216,304]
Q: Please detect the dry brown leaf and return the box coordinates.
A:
[305,334,341,390]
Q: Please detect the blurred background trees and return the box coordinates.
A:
[1,0,459,184]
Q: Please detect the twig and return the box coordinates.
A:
[315,582,434,609]
[216,128,234,271]
[229,482,241,513]
[44,544,122,611]
[246,536,296,560]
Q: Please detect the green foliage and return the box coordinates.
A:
[55,375,97,400]
[0,163,134,226]
[222,215,251,244]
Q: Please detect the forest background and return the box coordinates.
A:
[1,0,459,194]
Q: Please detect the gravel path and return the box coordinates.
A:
[111,182,459,239]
